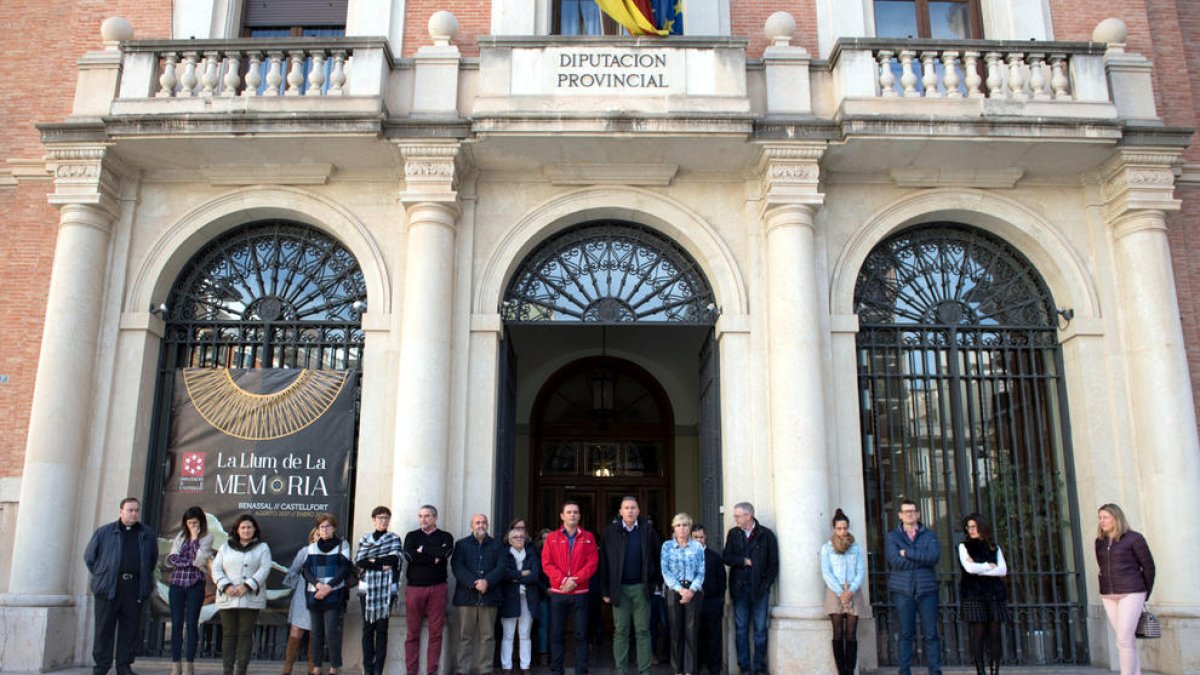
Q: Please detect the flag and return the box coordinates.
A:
[595,0,683,36]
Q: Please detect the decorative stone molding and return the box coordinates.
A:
[399,143,461,204]
[543,163,678,186]
[44,144,126,217]
[757,143,826,213]
[890,167,1024,189]
[1099,147,1182,224]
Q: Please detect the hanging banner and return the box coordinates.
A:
[153,367,356,618]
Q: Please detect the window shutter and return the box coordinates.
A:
[244,0,348,27]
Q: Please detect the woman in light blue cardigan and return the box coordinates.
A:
[820,508,867,675]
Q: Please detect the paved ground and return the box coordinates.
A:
[31,661,1149,675]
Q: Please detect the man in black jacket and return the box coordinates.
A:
[403,504,455,675]
[598,496,662,675]
[722,502,778,675]
[451,513,505,675]
[83,497,158,675]
[691,524,726,675]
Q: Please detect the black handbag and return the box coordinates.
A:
[1135,609,1161,639]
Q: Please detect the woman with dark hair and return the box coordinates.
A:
[1096,503,1155,675]
[167,506,214,675]
[303,513,353,675]
[213,514,273,675]
[820,508,866,675]
[959,513,1009,675]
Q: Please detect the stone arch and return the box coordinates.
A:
[829,188,1100,321]
[128,186,390,316]
[476,186,747,318]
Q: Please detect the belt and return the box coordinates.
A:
[119,573,137,581]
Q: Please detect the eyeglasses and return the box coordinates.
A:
[900,509,919,514]
[318,524,335,530]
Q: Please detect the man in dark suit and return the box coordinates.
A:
[691,524,726,675]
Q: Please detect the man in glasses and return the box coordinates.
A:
[885,499,942,675]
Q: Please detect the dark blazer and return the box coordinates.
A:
[84,520,158,601]
[598,517,663,604]
[500,546,545,618]
[885,523,940,597]
[701,547,726,613]
[1096,530,1155,598]
[722,519,779,601]
[451,534,506,607]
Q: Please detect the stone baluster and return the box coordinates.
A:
[221,52,241,96]
[1028,53,1050,100]
[156,52,179,97]
[942,51,961,98]
[964,51,983,98]
[306,50,327,96]
[285,51,305,95]
[985,52,1004,98]
[199,51,220,96]
[1049,54,1071,100]
[243,51,263,96]
[877,50,897,97]
[179,51,199,97]
[899,50,919,98]
[920,51,940,97]
[1006,53,1028,100]
[328,50,347,96]
[264,51,284,96]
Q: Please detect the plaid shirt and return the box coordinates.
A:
[355,531,403,622]
[168,538,204,588]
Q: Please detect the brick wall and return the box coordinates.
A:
[0,1,170,478]
[403,0,490,56]
[731,0,819,58]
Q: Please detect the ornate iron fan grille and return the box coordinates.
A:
[854,224,1056,330]
[502,221,718,324]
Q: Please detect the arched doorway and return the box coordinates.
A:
[854,223,1088,667]
[141,220,366,658]
[497,219,722,540]
[530,356,674,538]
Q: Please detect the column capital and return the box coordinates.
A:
[1099,146,1183,225]
[757,142,826,214]
[45,143,126,219]
[398,142,462,206]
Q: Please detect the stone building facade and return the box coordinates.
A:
[1,1,1199,673]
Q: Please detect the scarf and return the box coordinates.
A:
[356,530,402,622]
[832,532,855,554]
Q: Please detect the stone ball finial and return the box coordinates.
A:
[100,16,133,49]
[1092,17,1128,44]
[428,11,459,46]
[764,11,796,46]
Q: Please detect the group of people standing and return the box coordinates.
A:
[84,495,1155,675]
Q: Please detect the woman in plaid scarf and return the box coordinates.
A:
[354,506,403,675]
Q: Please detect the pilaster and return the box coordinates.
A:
[1100,145,1200,675]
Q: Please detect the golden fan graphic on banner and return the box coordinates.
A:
[182,368,350,440]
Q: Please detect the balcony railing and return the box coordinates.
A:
[830,38,1111,105]
[116,37,393,101]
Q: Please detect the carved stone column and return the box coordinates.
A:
[759,144,835,673]
[1101,146,1200,674]
[0,145,123,672]
[391,144,461,516]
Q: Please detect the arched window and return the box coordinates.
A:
[854,224,1087,667]
[502,221,717,324]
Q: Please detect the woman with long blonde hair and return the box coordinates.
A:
[1096,503,1155,675]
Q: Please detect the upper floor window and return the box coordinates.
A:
[874,0,982,39]
[554,0,683,36]
[243,0,347,37]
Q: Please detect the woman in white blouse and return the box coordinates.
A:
[958,513,1009,675]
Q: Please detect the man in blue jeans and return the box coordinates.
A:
[885,499,942,675]
[722,502,778,675]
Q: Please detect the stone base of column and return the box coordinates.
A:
[1140,606,1200,675]
[0,604,78,672]
[764,605,837,674]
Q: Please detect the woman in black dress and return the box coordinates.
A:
[958,513,1009,675]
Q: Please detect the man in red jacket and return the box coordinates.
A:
[541,500,599,675]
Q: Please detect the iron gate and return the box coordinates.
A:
[854,224,1088,667]
[141,220,366,659]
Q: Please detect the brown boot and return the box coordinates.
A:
[170,663,181,675]
[282,634,303,675]
[182,664,195,675]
